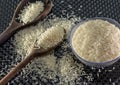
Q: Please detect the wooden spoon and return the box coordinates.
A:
[0,29,65,85]
[0,0,52,45]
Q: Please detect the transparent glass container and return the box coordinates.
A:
[69,17,120,67]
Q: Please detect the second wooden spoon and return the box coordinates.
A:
[0,0,52,45]
[0,28,65,85]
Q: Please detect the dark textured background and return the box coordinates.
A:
[0,0,120,85]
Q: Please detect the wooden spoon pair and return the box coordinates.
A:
[0,0,64,85]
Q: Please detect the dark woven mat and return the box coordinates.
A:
[0,0,120,85]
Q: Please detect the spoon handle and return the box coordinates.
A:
[0,52,35,85]
[0,21,21,45]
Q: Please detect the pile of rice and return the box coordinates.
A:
[14,1,93,84]
[36,26,64,49]
[18,1,44,24]
[14,17,93,84]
